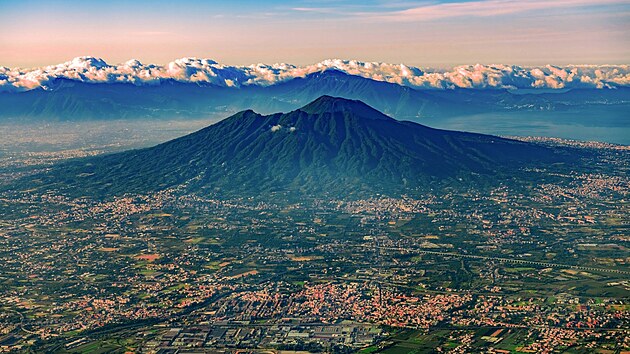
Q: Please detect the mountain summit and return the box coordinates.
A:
[16,96,573,198]
[298,95,393,121]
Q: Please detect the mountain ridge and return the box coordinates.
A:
[1,70,627,122]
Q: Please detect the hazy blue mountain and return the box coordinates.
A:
[0,71,627,123]
[12,96,577,199]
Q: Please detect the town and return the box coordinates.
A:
[0,137,628,353]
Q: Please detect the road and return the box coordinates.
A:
[372,246,630,275]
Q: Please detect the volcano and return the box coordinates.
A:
[16,96,575,198]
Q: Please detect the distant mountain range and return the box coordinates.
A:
[1,69,628,122]
[2,57,629,92]
[12,96,578,198]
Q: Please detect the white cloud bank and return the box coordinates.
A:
[0,57,628,92]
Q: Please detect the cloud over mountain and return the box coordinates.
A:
[1,57,628,92]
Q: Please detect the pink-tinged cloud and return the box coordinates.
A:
[376,0,629,21]
[0,57,629,92]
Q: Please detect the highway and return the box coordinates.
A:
[372,246,630,276]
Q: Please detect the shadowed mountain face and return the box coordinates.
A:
[15,96,576,198]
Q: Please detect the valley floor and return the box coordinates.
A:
[0,134,628,353]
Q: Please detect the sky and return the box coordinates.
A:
[0,0,629,68]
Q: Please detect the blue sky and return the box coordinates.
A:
[0,0,628,67]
